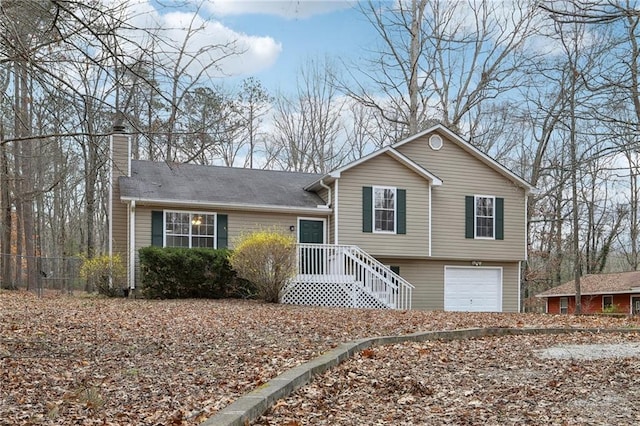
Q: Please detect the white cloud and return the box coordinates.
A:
[202,0,354,19]
[112,0,282,78]
[155,11,282,76]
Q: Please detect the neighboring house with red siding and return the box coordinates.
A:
[536,271,640,315]
[109,124,533,312]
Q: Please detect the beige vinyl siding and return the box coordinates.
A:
[133,206,152,287]
[378,258,520,312]
[396,132,526,261]
[135,206,328,250]
[132,206,329,285]
[337,153,430,257]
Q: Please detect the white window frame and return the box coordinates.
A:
[163,210,217,249]
[474,195,495,239]
[559,297,568,314]
[373,186,397,234]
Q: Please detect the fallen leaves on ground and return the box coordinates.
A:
[255,332,640,425]
[1,290,638,425]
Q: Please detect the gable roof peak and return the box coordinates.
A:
[392,124,533,192]
[305,145,442,190]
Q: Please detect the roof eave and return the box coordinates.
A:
[305,147,443,189]
[536,289,640,298]
[120,196,332,215]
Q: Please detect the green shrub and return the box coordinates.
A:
[229,229,296,303]
[602,304,621,314]
[80,254,127,297]
[138,246,249,299]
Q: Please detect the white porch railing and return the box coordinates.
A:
[281,244,414,310]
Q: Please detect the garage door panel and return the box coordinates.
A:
[444,267,502,312]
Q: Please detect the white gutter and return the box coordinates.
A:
[129,200,136,290]
[120,197,331,215]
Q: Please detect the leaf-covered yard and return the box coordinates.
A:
[1,291,639,425]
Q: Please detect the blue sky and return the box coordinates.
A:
[140,0,380,94]
[221,4,375,93]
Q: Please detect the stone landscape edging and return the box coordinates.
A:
[200,326,639,426]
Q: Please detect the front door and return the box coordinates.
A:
[299,220,324,274]
[632,296,640,315]
[299,219,324,244]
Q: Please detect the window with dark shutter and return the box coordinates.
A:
[465,196,504,240]
[151,211,164,246]
[397,189,406,234]
[217,214,228,249]
[155,211,220,248]
[362,186,372,233]
[363,186,406,234]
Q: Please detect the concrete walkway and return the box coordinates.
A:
[200,327,638,426]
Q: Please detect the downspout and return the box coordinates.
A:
[319,179,334,244]
[428,185,432,257]
[108,134,113,260]
[517,260,522,313]
[334,180,339,244]
[522,192,528,313]
[129,200,136,290]
[524,192,528,261]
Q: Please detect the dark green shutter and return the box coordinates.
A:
[495,198,504,240]
[465,196,474,239]
[151,210,164,246]
[362,186,372,233]
[397,189,406,234]
[390,265,400,275]
[217,214,228,249]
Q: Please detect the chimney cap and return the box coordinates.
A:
[112,112,126,133]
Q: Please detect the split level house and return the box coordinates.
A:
[109,124,533,312]
[537,271,640,315]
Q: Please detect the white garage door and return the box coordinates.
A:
[444,267,502,312]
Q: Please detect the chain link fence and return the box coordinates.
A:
[0,254,84,296]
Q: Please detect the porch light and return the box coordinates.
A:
[471,260,482,267]
[191,216,202,226]
[289,225,295,232]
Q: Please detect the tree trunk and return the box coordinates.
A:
[0,131,14,289]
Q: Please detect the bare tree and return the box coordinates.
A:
[0,1,155,287]
[270,58,346,173]
[237,77,271,169]
[346,0,539,146]
[149,4,242,162]
[344,0,431,136]
[179,86,241,165]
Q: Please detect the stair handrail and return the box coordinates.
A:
[341,246,414,310]
[296,243,414,310]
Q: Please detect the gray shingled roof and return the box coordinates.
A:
[119,160,325,208]
[536,271,640,297]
